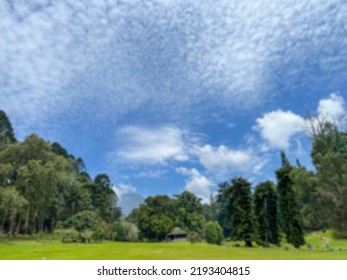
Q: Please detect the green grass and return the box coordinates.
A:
[1,232,347,260]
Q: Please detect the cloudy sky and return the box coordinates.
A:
[1,0,347,212]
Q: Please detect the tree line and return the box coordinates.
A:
[0,110,121,241]
[128,118,347,247]
[1,109,347,247]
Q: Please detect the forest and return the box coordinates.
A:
[1,109,347,248]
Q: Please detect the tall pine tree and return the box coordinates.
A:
[229,177,254,247]
[275,152,305,248]
[253,180,279,247]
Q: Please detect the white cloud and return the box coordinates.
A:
[255,110,305,149]
[115,125,190,164]
[176,167,214,203]
[112,124,269,178]
[113,183,137,200]
[305,93,346,135]
[317,93,345,123]
[194,144,266,177]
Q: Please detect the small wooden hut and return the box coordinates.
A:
[167,227,188,241]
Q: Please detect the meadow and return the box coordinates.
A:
[1,231,347,260]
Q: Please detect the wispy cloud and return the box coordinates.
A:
[114,125,191,165]
[112,124,268,180]
[1,0,346,137]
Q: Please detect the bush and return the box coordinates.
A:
[112,221,139,242]
[187,231,201,244]
[63,211,100,232]
[60,211,110,243]
[56,228,79,243]
[205,221,224,245]
[80,229,94,243]
[332,230,347,240]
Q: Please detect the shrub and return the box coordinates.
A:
[112,221,139,242]
[56,228,79,243]
[333,230,347,240]
[187,231,201,244]
[61,211,110,242]
[63,211,100,232]
[205,221,224,245]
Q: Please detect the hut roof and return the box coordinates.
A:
[167,227,187,237]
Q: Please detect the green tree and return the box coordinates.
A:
[216,181,233,237]
[112,220,139,242]
[173,191,205,235]
[203,194,219,222]
[0,163,12,186]
[0,110,16,147]
[309,120,347,168]
[229,177,254,247]
[51,142,69,158]
[60,210,109,243]
[16,156,71,233]
[83,174,119,223]
[316,153,347,233]
[0,112,119,239]
[134,195,174,241]
[253,180,279,247]
[309,120,347,234]
[205,221,224,245]
[0,186,27,239]
[275,152,305,248]
[290,166,325,230]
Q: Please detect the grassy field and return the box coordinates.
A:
[1,231,347,260]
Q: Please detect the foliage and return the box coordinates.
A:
[0,110,16,147]
[0,186,28,239]
[228,177,254,247]
[309,121,347,234]
[83,174,120,223]
[173,191,206,237]
[187,231,201,244]
[63,211,101,232]
[57,228,80,243]
[205,221,224,245]
[3,109,347,250]
[134,195,175,241]
[0,113,121,239]
[253,181,279,246]
[112,220,139,242]
[60,211,110,243]
[290,166,326,230]
[275,152,305,248]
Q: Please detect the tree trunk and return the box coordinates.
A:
[15,213,22,235]
[0,212,8,233]
[245,240,253,247]
[51,218,56,232]
[8,217,15,240]
[24,206,30,234]
[39,217,44,233]
[31,208,38,234]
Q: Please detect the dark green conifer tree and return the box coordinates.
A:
[253,180,279,247]
[229,177,254,247]
[275,152,305,248]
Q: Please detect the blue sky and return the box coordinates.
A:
[1,0,347,213]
